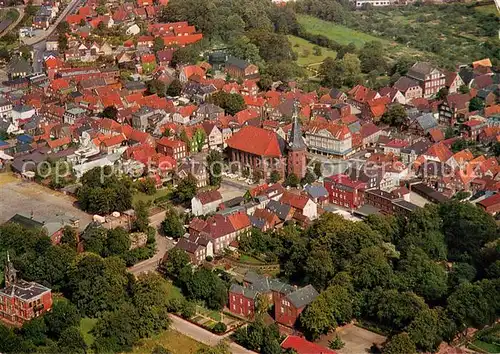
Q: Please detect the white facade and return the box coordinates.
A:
[191,197,222,216]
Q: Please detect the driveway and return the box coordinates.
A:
[128,209,173,275]
[169,315,254,354]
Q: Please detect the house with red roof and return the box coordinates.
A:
[478,193,500,215]
[280,190,318,221]
[324,174,366,209]
[156,137,187,160]
[191,190,223,216]
[438,93,470,126]
[305,120,354,159]
[347,85,380,108]
[226,126,285,180]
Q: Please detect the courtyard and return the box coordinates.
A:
[317,323,386,354]
[0,173,93,231]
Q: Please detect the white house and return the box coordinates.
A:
[126,24,141,36]
[0,97,12,119]
[191,190,223,216]
[11,105,36,128]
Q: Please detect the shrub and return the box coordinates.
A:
[180,300,196,319]
[212,322,227,334]
[206,255,213,262]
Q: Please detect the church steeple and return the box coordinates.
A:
[288,100,306,151]
[287,100,307,179]
[5,252,17,287]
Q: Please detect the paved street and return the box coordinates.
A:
[22,0,81,46]
[32,40,46,73]
[128,210,173,275]
[170,315,254,354]
[0,7,24,38]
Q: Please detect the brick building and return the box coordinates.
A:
[324,174,366,209]
[0,254,53,326]
[287,101,307,179]
[156,138,187,160]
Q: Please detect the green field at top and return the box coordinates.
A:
[297,14,390,47]
[474,4,499,16]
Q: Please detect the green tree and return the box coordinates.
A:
[57,327,87,354]
[133,200,150,232]
[350,246,393,290]
[285,173,299,187]
[21,317,48,346]
[105,227,131,257]
[174,174,198,204]
[359,41,386,73]
[60,226,78,249]
[458,85,470,94]
[45,299,81,339]
[171,45,201,66]
[381,104,407,127]
[102,105,118,120]
[57,21,70,34]
[469,97,484,112]
[166,79,183,97]
[83,223,108,255]
[153,36,165,52]
[210,91,246,115]
[313,161,322,179]
[493,142,500,157]
[328,335,345,350]
[301,170,316,185]
[407,308,444,352]
[269,170,281,183]
[147,79,167,97]
[58,33,68,52]
[206,150,223,186]
[161,248,190,279]
[382,333,416,354]
[161,207,185,239]
[313,45,322,56]
[436,87,449,100]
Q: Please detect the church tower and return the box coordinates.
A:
[5,252,17,287]
[287,100,307,179]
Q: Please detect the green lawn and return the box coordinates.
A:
[239,254,265,264]
[474,4,498,16]
[297,14,389,47]
[132,329,206,354]
[288,35,337,66]
[133,187,172,205]
[196,305,222,321]
[79,317,98,348]
[470,340,500,353]
[167,282,185,302]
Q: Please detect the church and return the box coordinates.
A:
[226,100,307,180]
[0,253,53,326]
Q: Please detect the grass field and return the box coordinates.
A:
[239,254,265,264]
[79,317,98,348]
[474,4,498,16]
[133,187,171,204]
[470,339,500,353]
[297,14,389,47]
[132,329,206,354]
[288,35,336,66]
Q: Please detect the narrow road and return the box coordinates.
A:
[128,210,173,275]
[169,315,254,354]
[0,7,24,38]
[22,0,81,46]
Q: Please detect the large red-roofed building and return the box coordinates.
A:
[324,174,366,209]
[281,335,336,354]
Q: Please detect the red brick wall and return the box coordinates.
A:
[229,291,254,318]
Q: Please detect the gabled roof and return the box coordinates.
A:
[393,76,421,93]
[286,284,319,309]
[226,126,283,157]
[195,190,222,205]
[280,191,310,210]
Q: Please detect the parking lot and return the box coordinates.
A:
[317,324,386,354]
[0,173,92,231]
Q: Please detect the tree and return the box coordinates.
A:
[171,45,200,66]
[166,79,183,97]
[136,177,157,195]
[105,227,131,257]
[458,85,470,94]
[207,150,223,186]
[300,285,352,340]
[381,104,407,127]
[407,309,444,352]
[212,322,227,334]
[382,333,416,354]
[313,161,322,179]
[57,327,87,354]
[436,87,449,100]
[270,170,281,183]
[328,335,345,350]
[285,173,299,187]
[161,248,190,279]
[147,79,167,97]
[493,142,500,157]
[350,246,393,290]
[102,105,118,120]
[57,21,70,34]
[79,18,86,27]
[341,53,362,87]
[83,223,108,255]
[153,36,165,52]
[313,46,322,56]
[161,207,185,239]
[174,174,197,204]
[45,299,81,339]
[58,33,68,52]
[133,200,150,233]
[21,317,48,345]
[301,170,316,185]
[60,226,78,249]
[469,97,484,112]
[359,41,386,73]
[210,91,246,115]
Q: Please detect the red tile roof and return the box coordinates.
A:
[280,191,310,210]
[195,190,222,205]
[227,211,251,231]
[47,136,71,149]
[478,193,500,209]
[226,126,282,157]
